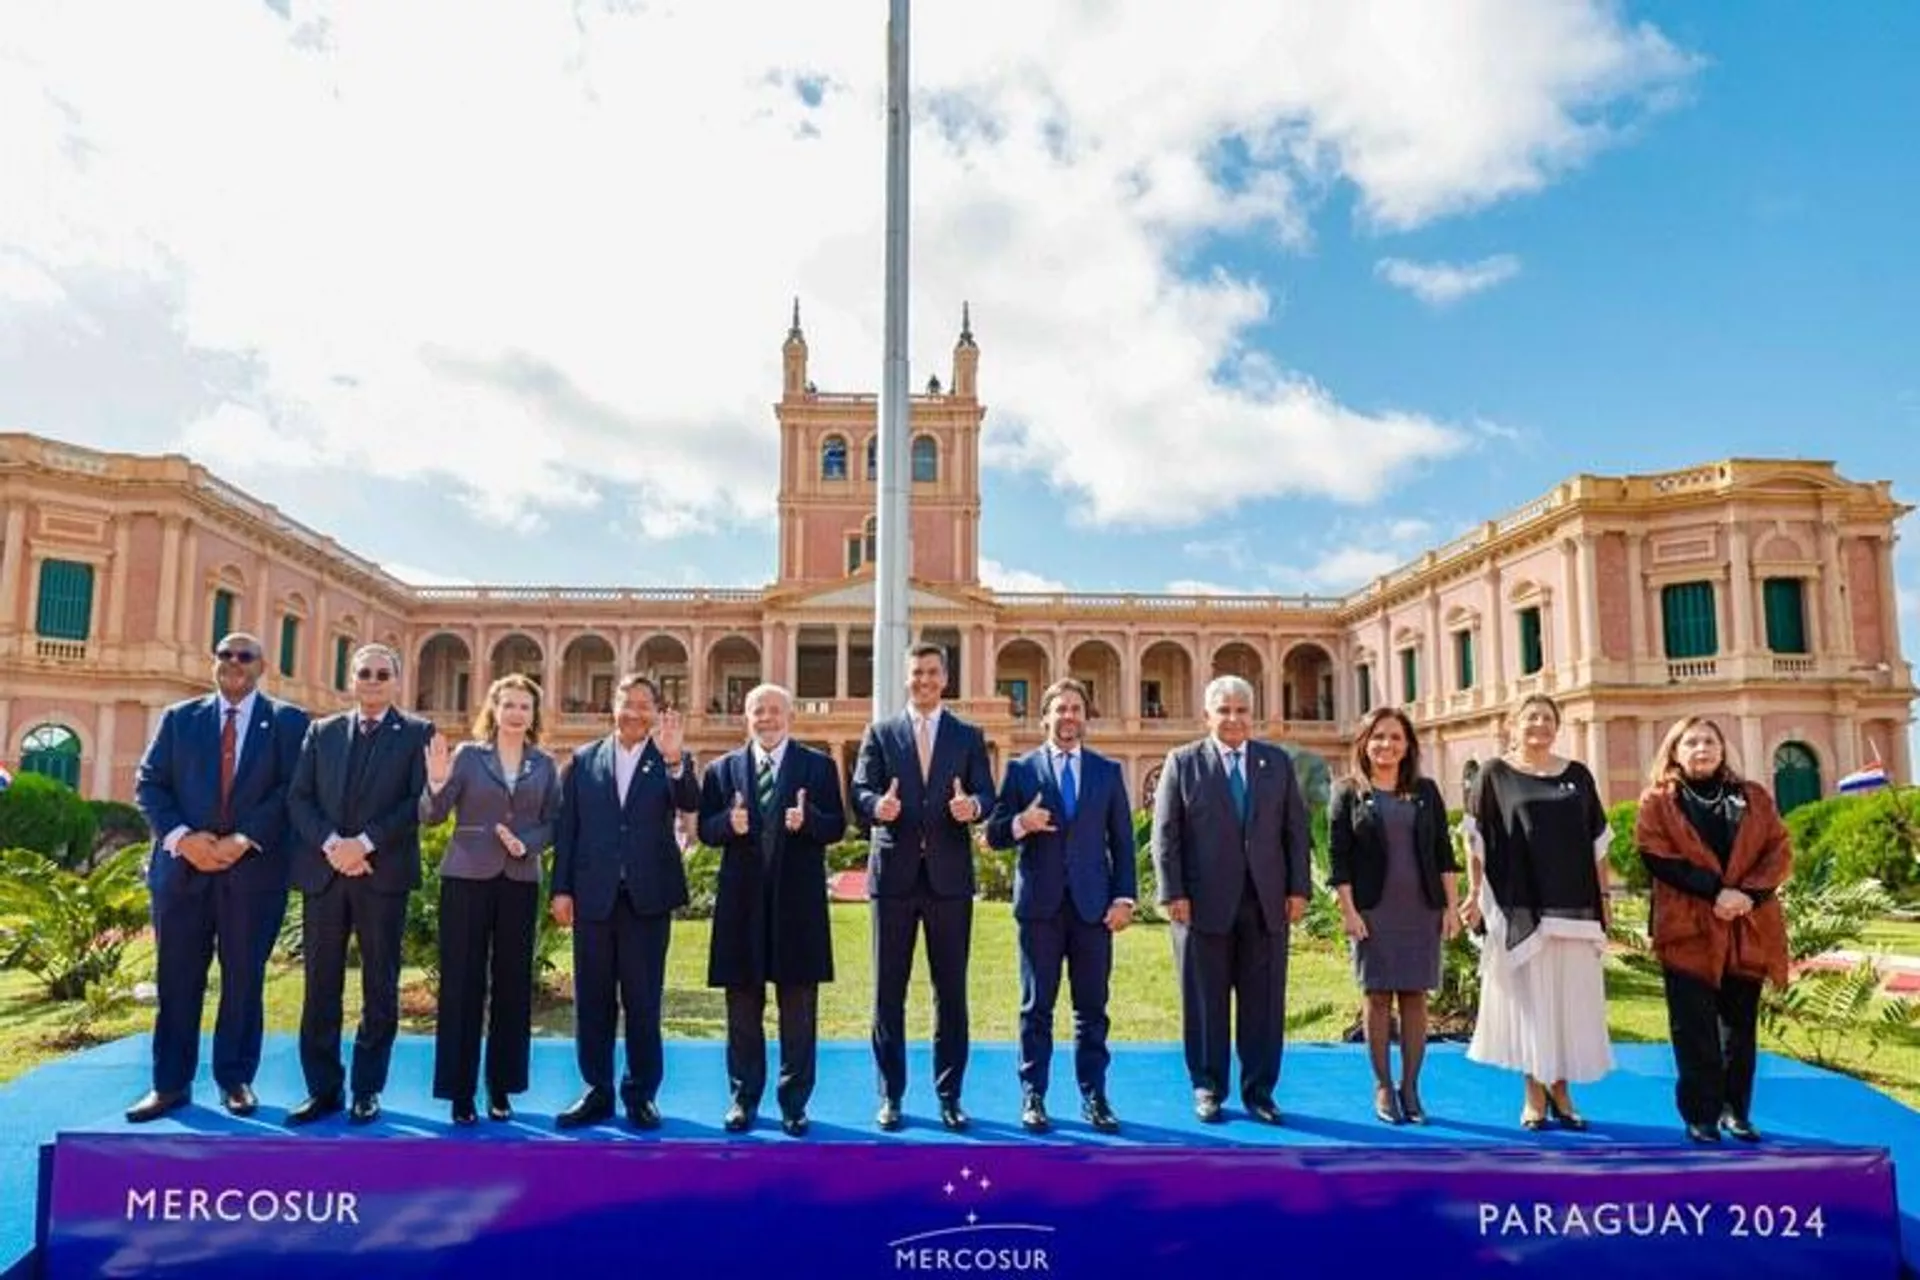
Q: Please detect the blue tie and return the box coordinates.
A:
[1058,752,1077,823]
[1227,749,1248,822]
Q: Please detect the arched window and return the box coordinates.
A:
[865,436,877,481]
[821,435,848,481]
[20,724,81,789]
[912,435,939,483]
[1772,742,1822,814]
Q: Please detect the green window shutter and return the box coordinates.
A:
[1456,631,1475,690]
[279,615,300,677]
[334,636,350,691]
[34,560,94,641]
[1400,648,1418,702]
[1356,664,1372,715]
[1763,578,1807,654]
[1661,582,1718,659]
[210,590,235,650]
[1518,607,1543,674]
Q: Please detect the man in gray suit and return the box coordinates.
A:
[1151,675,1312,1125]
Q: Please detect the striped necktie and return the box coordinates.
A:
[757,754,777,817]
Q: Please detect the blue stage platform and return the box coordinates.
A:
[4,1034,1916,1277]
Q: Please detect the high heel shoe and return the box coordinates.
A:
[1397,1086,1428,1126]
[1373,1087,1402,1126]
[1545,1094,1589,1132]
[1520,1109,1548,1132]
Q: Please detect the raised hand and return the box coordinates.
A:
[730,789,750,836]
[947,777,977,823]
[785,787,808,833]
[874,778,903,823]
[425,734,453,791]
[652,707,685,762]
[1019,792,1055,834]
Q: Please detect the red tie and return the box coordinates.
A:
[218,706,238,829]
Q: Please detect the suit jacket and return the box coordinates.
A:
[135,692,311,900]
[1150,738,1312,935]
[985,745,1137,924]
[552,734,699,921]
[1326,777,1458,911]
[852,708,995,900]
[287,707,435,897]
[419,742,563,883]
[697,741,844,987]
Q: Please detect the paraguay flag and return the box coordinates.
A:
[1837,763,1890,795]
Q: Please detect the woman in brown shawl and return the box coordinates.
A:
[1635,716,1792,1144]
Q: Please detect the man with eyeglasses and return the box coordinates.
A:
[126,633,310,1123]
[286,642,434,1126]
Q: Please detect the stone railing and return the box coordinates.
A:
[1667,658,1719,682]
[994,592,1340,613]
[412,586,764,606]
[34,637,88,663]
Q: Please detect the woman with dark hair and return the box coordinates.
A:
[421,673,562,1125]
[1635,716,1791,1143]
[1461,693,1614,1130]
[1328,707,1460,1124]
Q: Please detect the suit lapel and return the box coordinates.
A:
[1201,742,1235,818]
[476,744,508,790]
[895,713,922,802]
[230,694,274,788]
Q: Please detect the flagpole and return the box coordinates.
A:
[873,0,912,722]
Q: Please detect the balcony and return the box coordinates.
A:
[1771,656,1817,678]
[1667,659,1719,682]
[34,637,88,663]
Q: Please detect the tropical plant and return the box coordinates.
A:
[1762,955,1918,1070]
[1605,799,1649,893]
[48,975,137,1048]
[0,773,99,869]
[0,844,150,1000]
[400,819,453,991]
[87,798,151,862]
[677,842,721,921]
[1817,789,1920,902]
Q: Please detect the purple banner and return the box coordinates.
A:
[43,1134,1899,1278]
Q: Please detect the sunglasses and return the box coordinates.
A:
[355,668,395,682]
[215,648,259,664]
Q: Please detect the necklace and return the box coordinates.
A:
[1680,776,1724,805]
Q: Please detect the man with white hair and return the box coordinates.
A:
[1151,674,1312,1125]
[285,642,435,1126]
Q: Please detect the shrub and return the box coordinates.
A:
[826,833,870,873]
[677,843,721,921]
[0,844,150,1000]
[88,799,150,862]
[1783,795,1851,869]
[973,831,1014,903]
[400,819,452,991]
[1605,799,1648,893]
[0,773,98,869]
[1818,790,1920,902]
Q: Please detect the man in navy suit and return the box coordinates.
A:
[852,642,995,1131]
[1151,674,1312,1125]
[126,632,309,1123]
[285,642,434,1126]
[550,673,697,1130]
[986,678,1136,1134]
[698,683,844,1137]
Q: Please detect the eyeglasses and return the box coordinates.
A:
[355,668,395,682]
[215,648,259,664]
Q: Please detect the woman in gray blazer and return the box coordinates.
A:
[421,673,561,1124]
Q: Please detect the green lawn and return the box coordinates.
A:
[3,902,1917,1108]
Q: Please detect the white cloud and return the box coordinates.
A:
[1165,578,1254,597]
[1375,254,1522,305]
[980,558,1068,593]
[381,561,474,588]
[0,2,1695,534]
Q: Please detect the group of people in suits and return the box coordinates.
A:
[122,634,1324,1137]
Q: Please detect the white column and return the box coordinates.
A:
[0,505,27,629]
[1558,540,1580,677]
[1625,532,1649,670]
[1821,527,1853,657]
[105,519,131,644]
[1586,717,1608,796]
[1727,523,1754,654]
[835,623,850,699]
[252,554,273,638]
[155,515,182,642]
[1878,536,1903,664]
[1831,714,1858,777]
[176,523,199,648]
[1483,563,1505,700]
[1576,536,1601,675]
[1740,714,1766,783]
[543,627,561,709]
[92,702,117,799]
[1426,591,1443,706]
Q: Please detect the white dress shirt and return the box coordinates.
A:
[165,689,260,856]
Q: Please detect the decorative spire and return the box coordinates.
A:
[958,300,974,347]
[787,296,804,342]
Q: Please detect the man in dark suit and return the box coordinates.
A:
[285,642,434,1126]
[126,632,309,1123]
[1151,674,1311,1125]
[550,673,697,1130]
[697,683,844,1137]
[985,677,1136,1134]
[852,642,995,1131]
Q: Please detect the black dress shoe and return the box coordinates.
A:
[1020,1095,1051,1134]
[487,1092,513,1122]
[286,1093,343,1127]
[875,1099,904,1132]
[221,1084,258,1117]
[723,1102,754,1133]
[555,1089,614,1130]
[780,1111,809,1137]
[451,1098,478,1126]
[1686,1122,1722,1144]
[1397,1087,1427,1126]
[348,1093,381,1125]
[626,1098,662,1130]
[1194,1093,1225,1124]
[1081,1095,1121,1135]
[938,1100,970,1132]
[1545,1095,1588,1132]
[1244,1096,1285,1126]
[1720,1112,1761,1142]
[125,1089,190,1124]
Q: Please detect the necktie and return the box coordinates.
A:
[1227,749,1249,822]
[218,706,238,828]
[757,755,777,817]
[1059,752,1077,823]
[360,716,379,737]
[915,715,933,782]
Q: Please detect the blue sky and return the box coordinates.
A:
[0,1,1914,660]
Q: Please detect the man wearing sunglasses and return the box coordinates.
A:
[286,642,434,1126]
[127,633,310,1123]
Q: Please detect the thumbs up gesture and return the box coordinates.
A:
[1019,791,1055,835]
[874,777,903,823]
[730,789,750,836]
[947,776,978,823]
[785,787,808,832]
